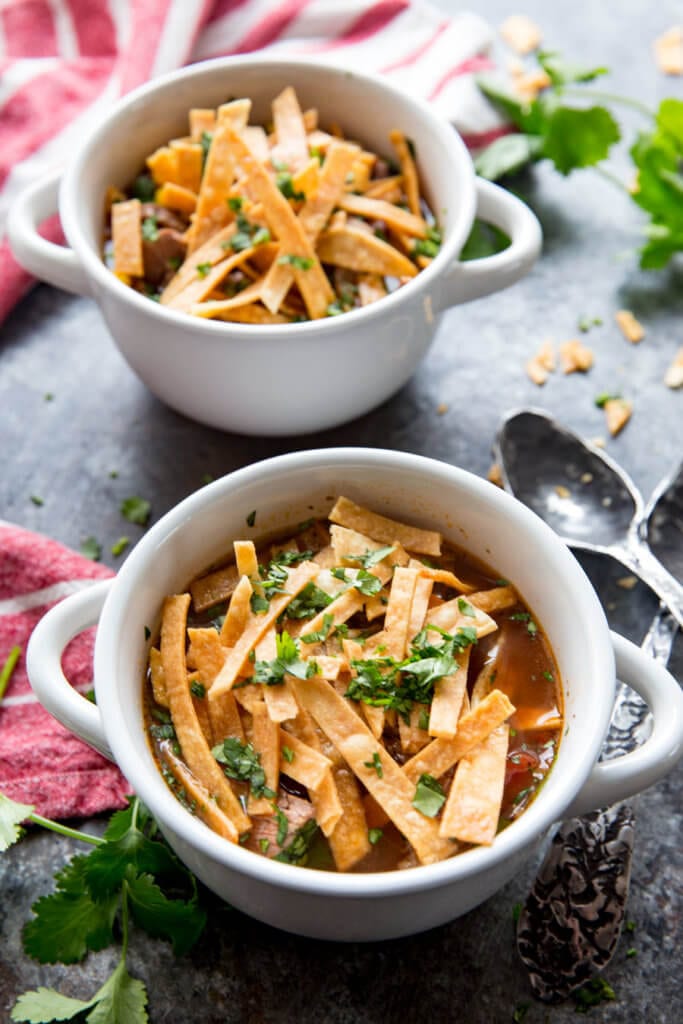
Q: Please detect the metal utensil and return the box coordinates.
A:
[493,409,682,1001]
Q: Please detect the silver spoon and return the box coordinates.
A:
[493,409,682,1002]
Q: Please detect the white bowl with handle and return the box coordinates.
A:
[8,57,541,435]
[26,448,683,940]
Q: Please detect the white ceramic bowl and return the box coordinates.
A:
[26,449,683,941]
[8,57,541,436]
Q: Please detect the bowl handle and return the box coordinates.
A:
[564,631,683,817]
[26,580,114,761]
[7,169,89,295]
[435,177,542,310]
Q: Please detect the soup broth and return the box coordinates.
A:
[145,497,562,873]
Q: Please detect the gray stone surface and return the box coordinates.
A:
[1,1,681,1021]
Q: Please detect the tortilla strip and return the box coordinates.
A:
[148,647,168,707]
[294,676,454,864]
[297,587,364,653]
[278,729,332,790]
[292,158,320,199]
[248,701,280,815]
[253,629,300,723]
[271,86,309,170]
[190,562,239,612]
[155,182,198,214]
[382,567,419,660]
[344,636,385,739]
[364,175,403,201]
[169,141,203,193]
[417,565,476,594]
[428,647,471,740]
[209,561,320,698]
[402,689,515,784]
[161,223,238,304]
[425,599,498,637]
[190,279,264,318]
[215,304,289,325]
[160,593,250,832]
[186,108,247,254]
[311,770,344,837]
[259,140,358,314]
[439,724,509,844]
[328,765,371,870]
[168,246,255,313]
[242,125,269,162]
[189,108,216,140]
[184,627,243,741]
[389,129,421,216]
[146,147,181,186]
[329,496,442,557]
[160,742,238,842]
[222,124,334,319]
[234,539,259,579]
[398,703,431,753]
[357,273,388,306]
[219,574,253,645]
[316,222,418,278]
[338,194,427,238]
[112,198,143,276]
[407,572,434,640]
[469,585,518,613]
[217,98,251,126]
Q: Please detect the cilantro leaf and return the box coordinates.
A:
[537,51,608,87]
[474,133,543,182]
[542,105,620,174]
[80,536,102,562]
[283,583,332,620]
[344,545,395,569]
[212,737,274,799]
[11,986,95,1022]
[0,791,34,851]
[126,873,206,956]
[273,819,318,865]
[120,497,151,526]
[412,774,446,817]
[352,568,383,597]
[82,955,149,1024]
[23,879,118,963]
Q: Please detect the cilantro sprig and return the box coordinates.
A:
[2,793,206,1024]
[475,50,683,268]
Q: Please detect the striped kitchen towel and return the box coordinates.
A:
[0,523,130,819]
[0,0,506,323]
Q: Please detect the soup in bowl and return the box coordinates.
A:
[26,449,683,940]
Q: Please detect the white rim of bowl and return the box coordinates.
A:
[59,55,476,342]
[95,448,613,899]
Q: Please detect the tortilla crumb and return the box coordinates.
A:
[615,310,645,344]
[580,472,594,484]
[654,26,683,75]
[604,397,633,436]
[500,14,542,54]
[664,346,683,388]
[436,402,449,415]
[513,69,552,100]
[617,575,638,590]
[488,462,504,487]
[526,340,555,385]
[589,436,606,449]
[555,485,571,499]
[559,338,594,374]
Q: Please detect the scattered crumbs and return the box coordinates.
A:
[44,392,54,401]
[109,470,119,479]
[513,68,551,101]
[589,435,606,448]
[664,346,683,388]
[617,575,638,590]
[626,947,638,958]
[499,14,542,53]
[202,473,214,485]
[526,340,555,385]
[559,338,594,374]
[555,484,571,499]
[580,472,594,484]
[488,461,504,487]
[436,402,449,415]
[80,536,102,562]
[602,495,613,507]
[578,315,603,332]
[507,55,525,76]
[615,309,645,344]
[625,919,636,933]
[654,25,683,75]
[604,397,633,436]
[30,495,44,506]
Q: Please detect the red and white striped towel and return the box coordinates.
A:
[0,0,505,324]
[0,523,130,819]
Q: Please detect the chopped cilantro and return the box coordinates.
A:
[227,196,244,212]
[120,496,151,526]
[44,392,54,401]
[29,495,44,507]
[167,255,181,271]
[0,645,21,703]
[276,171,305,201]
[251,226,271,246]
[190,681,206,699]
[283,582,332,620]
[200,130,213,169]
[412,774,446,817]
[345,545,395,570]
[512,1003,529,1023]
[301,613,334,644]
[578,314,603,332]
[246,509,256,527]
[282,746,295,764]
[512,902,522,925]
[543,669,554,682]
[212,737,274,799]
[595,391,621,408]
[141,216,159,242]
[309,145,324,163]
[259,838,270,854]
[253,631,311,685]
[413,225,442,259]
[277,254,314,270]
[457,597,476,617]
[363,752,383,778]
[626,947,637,958]
[351,568,383,597]
[368,828,383,845]
[80,536,102,562]
[144,626,151,641]
[418,708,430,731]
[250,593,270,615]
[111,536,129,557]
[573,977,616,1012]
[195,262,211,278]
[275,807,289,845]
[132,173,156,202]
[273,819,318,865]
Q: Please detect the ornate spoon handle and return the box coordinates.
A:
[516,606,677,1002]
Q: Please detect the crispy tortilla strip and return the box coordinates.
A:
[361,703,385,740]
[186,111,246,254]
[279,728,332,790]
[428,647,471,739]
[382,567,419,660]
[190,561,239,612]
[168,247,255,313]
[416,565,476,594]
[407,572,434,639]
[357,273,388,306]
[346,157,372,192]
[297,587,364,653]
[259,140,357,314]
[329,496,441,556]
[303,107,318,131]
[112,198,143,276]
[403,689,515,784]
[155,181,197,214]
[292,158,320,199]
[311,770,343,837]
[209,561,320,698]
[217,98,251,126]
[439,724,509,844]
[147,147,181,186]
[222,123,334,318]
[338,193,427,237]
[169,141,203,193]
[329,524,409,571]
[161,224,238,304]
[233,682,265,713]
[364,175,403,201]
[271,86,309,170]
[189,670,213,745]
[149,647,168,707]
[254,629,300,722]
[295,676,454,865]
[219,574,253,645]
[316,222,418,278]
[215,304,289,325]
[398,703,431,754]
[160,593,250,832]
[468,585,518,614]
[389,129,421,216]
[242,125,269,162]
[248,701,280,815]
[314,654,345,680]
[190,278,264,318]
[234,539,258,579]
[208,690,245,744]
[328,765,371,870]
[425,598,497,637]
[189,108,216,140]
[187,627,227,677]
[160,742,238,842]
